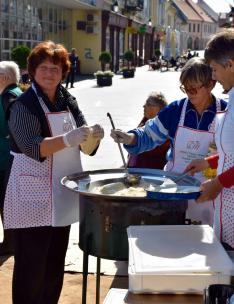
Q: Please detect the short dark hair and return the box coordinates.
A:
[180,57,212,87]
[205,29,234,66]
[27,40,70,80]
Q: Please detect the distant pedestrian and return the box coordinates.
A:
[20,69,29,84]
[187,49,193,60]
[65,48,79,89]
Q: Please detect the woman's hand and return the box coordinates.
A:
[110,129,136,145]
[196,177,223,203]
[184,158,209,175]
[63,126,90,147]
[91,124,104,140]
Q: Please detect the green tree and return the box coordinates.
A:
[124,50,134,69]
[98,51,112,71]
[11,45,31,69]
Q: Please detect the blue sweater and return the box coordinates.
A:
[125,97,227,162]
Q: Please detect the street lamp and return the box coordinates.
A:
[113,0,119,13]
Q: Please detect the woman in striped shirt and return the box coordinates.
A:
[4,40,104,304]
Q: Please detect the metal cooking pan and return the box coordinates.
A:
[61,167,201,200]
[61,168,200,260]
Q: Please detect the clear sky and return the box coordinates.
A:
[194,0,233,13]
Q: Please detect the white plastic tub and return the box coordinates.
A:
[127,225,233,294]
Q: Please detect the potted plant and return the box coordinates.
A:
[11,45,31,70]
[122,50,135,78]
[95,51,114,87]
[94,70,114,87]
[11,45,31,84]
[154,49,161,60]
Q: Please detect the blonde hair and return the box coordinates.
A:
[180,57,212,87]
[0,61,20,84]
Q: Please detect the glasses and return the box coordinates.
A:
[37,65,61,74]
[180,84,205,95]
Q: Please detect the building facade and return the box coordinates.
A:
[0,0,72,60]
[0,0,154,74]
[0,0,219,74]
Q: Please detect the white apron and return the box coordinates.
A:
[165,98,221,226]
[4,86,82,228]
[214,101,234,247]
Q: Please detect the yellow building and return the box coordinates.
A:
[0,0,154,74]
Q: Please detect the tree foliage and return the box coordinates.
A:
[98,51,112,71]
[124,50,135,69]
[11,45,31,69]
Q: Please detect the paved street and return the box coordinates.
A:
[0,64,227,304]
[73,64,226,171]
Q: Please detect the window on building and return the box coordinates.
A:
[0,0,72,60]
[189,23,191,32]
[193,23,195,32]
[197,24,200,32]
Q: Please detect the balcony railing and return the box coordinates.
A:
[125,0,144,11]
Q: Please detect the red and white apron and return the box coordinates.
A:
[214,91,234,247]
[165,98,221,226]
[4,85,82,228]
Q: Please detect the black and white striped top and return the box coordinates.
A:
[8,82,87,161]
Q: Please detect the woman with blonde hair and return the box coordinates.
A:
[111,57,227,226]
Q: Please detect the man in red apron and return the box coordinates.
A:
[185,30,234,250]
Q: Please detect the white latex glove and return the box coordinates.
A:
[90,124,104,140]
[110,129,135,145]
[63,126,90,147]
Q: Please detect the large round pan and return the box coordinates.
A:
[61,168,201,200]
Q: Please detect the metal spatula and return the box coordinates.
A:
[153,169,194,191]
[107,112,141,186]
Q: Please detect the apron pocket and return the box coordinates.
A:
[18,175,52,226]
[19,175,51,204]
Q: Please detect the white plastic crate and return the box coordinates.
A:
[128,225,233,294]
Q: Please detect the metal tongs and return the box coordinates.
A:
[107,112,141,186]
